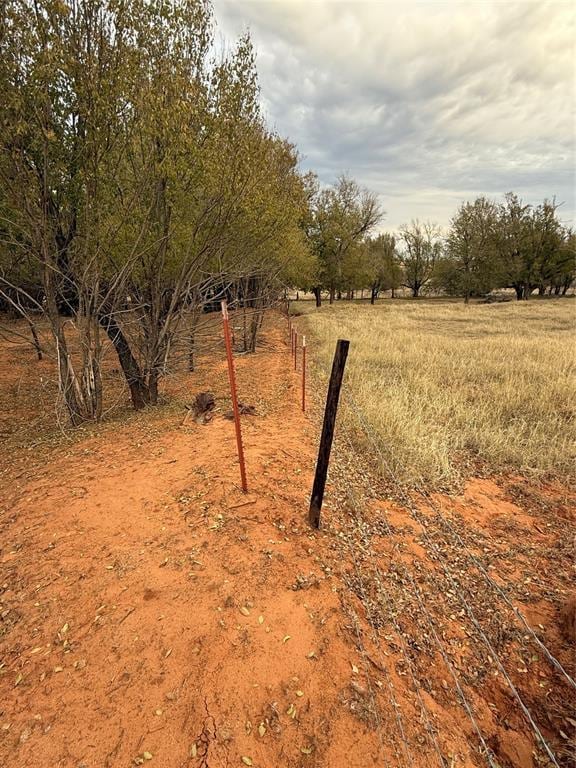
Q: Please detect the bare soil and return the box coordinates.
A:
[1,314,574,768]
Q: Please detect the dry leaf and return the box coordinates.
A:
[301,747,313,755]
[143,752,153,761]
[258,723,266,737]
[295,690,304,697]
[190,743,197,757]
[241,757,253,766]
[282,635,291,643]
[258,615,264,625]
[351,664,359,674]
[240,607,250,617]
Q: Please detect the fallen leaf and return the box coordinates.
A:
[258,723,266,737]
[190,743,197,757]
[241,757,253,766]
[351,664,359,674]
[282,635,291,643]
[164,648,172,658]
[143,752,153,761]
[258,616,264,625]
[295,690,304,697]
[240,607,250,617]
[301,746,313,755]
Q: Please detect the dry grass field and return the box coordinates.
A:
[302,298,576,489]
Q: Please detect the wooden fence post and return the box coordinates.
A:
[221,300,248,493]
[308,339,350,528]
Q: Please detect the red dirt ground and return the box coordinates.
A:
[1,314,574,768]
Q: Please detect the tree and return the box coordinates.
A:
[398,220,442,298]
[0,0,138,423]
[306,175,382,305]
[445,197,499,303]
[0,0,313,423]
[494,193,566,300]
[365,233,401,303]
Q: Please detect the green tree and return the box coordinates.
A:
[306,175,382,306]
[494,194,565,300]
[398,220,442,298]
[365,233,401,303]
[445,197,499,303]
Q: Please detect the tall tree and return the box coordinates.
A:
[445,197,499,303]
[306,175,382,305]
[366,233,401,303]
[399,220,442,298]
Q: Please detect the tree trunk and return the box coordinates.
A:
[148,368,159,405]
[313,287,322,307]
[464,289,470,305]
[188,322,196,372]
[412,286,420,298]
[27,318,43,360]
[514,284,523,300]
[391,287,395,298]
[99,312,149,410]
[370,285,377,305]
[329,287,335,304]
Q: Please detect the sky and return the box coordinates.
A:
[213,0,575,233]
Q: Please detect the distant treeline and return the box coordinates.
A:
[302,178,574,305]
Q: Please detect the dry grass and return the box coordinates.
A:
[303,298,576,488]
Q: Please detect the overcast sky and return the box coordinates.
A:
[214,0,575,232]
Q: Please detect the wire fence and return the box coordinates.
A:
[287,312,572,768]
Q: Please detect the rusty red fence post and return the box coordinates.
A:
[294,331,298,371]
[221,300,248,493]
[302,336,306,412]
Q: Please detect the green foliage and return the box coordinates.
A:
[398,220,442,298]
[304,175,382,301]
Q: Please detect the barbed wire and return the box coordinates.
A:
[340,385,561,767]
[342,519,414,767]
[343,486,448,768]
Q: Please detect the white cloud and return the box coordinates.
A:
[214,0,576,231]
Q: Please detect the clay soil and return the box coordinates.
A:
[1,313,574,768]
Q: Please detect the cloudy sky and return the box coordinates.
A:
[214,0,575,232]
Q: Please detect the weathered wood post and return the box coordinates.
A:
[221,300,248,493]
[308,339,350,528]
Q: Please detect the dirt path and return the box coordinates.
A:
[1,317,574,768]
